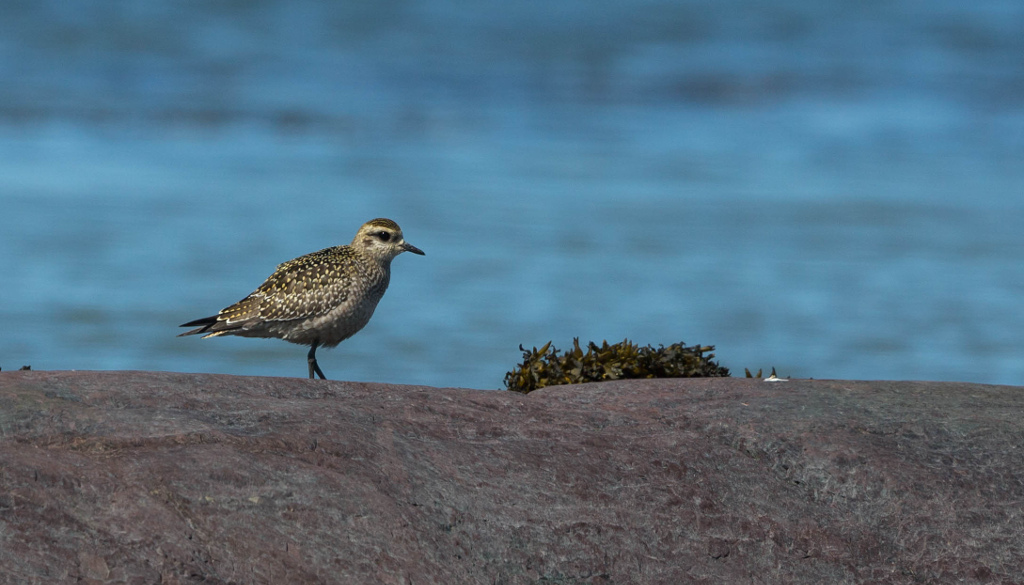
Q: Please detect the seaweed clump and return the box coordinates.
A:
[504,338,730,394]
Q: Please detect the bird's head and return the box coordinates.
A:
[353,218,425,262]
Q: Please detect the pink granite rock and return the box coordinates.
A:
[1,370,1022,584]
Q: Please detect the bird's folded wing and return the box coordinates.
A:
[225,258,355,323]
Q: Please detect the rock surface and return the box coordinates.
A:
[1,370,1023,584]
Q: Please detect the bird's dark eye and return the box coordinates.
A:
[376,231,391,242]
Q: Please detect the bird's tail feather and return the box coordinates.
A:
[178,315,235,338]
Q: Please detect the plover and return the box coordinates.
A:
[179,218,424,379]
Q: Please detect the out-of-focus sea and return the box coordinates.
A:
[1,1,1023,389]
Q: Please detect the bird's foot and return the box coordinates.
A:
[308,358,327,380]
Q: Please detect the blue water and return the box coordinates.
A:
[2,1,1023,388]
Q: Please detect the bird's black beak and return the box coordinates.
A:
[403,242,425,255]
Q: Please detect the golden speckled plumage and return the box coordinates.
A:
[179,218,424,379]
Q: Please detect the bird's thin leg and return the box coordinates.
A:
[308,342,327,380]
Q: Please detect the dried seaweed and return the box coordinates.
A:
[504,338,730,393]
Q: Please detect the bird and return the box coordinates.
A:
[179,218,424,379]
